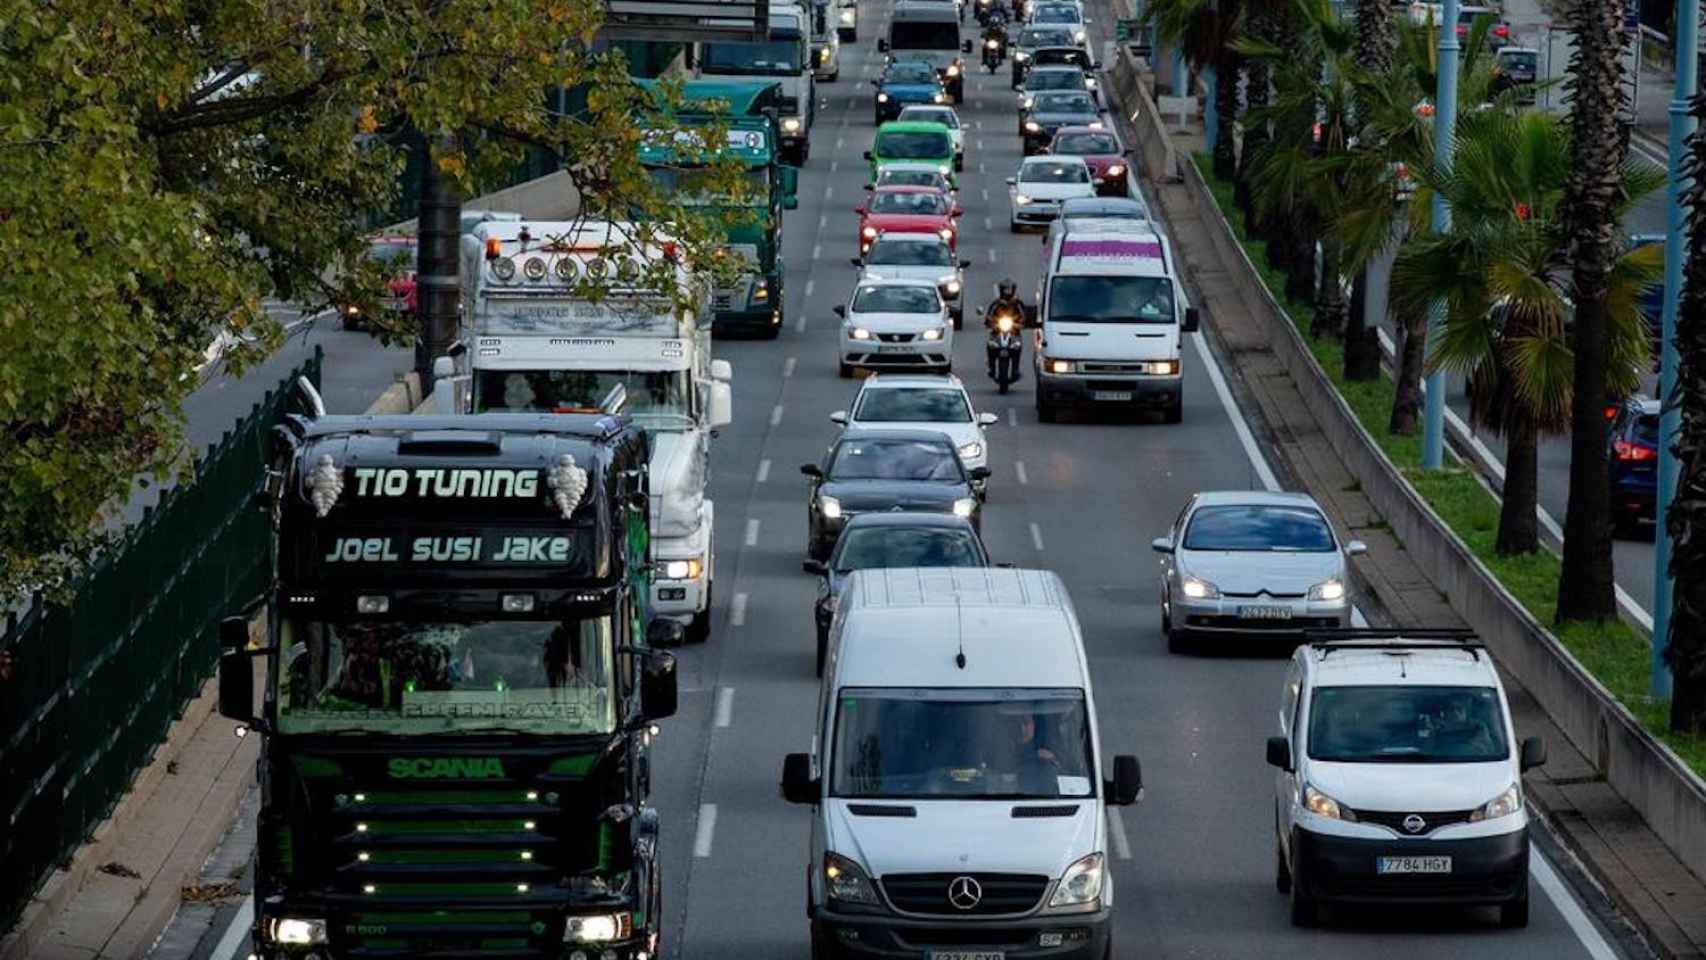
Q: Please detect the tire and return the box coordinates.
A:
[1037,392,1057,423]
[1009,218,1022,233]
[952,309,963,330]
[1274,838,1292,893]
[1163,394,1183,424]
[1288,854,1319,927]
[687,584,712,644]
[1500,882,1530,929]
[826,69,839,82]
[839,27,856,41]
[815,627,829,677]
[839,361,854,378]
[955,153,964,172]
[1165,613,1189,654]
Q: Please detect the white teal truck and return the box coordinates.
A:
[455,218,733,643]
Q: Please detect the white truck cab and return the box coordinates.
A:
[782,567,1143,960]
[1033,223,1199,424]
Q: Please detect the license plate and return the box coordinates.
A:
[1378,856,1452,874]
[1240,605,1293,620]
[931,953,1004,960]
[1093,390,1133,401]
[876,344,917,353]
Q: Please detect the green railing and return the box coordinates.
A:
[0,348,323,932]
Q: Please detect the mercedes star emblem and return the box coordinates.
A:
[947,875,983,910]
[1402,814,1427,834]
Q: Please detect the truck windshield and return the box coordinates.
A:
[473,369,693,426]
[1308,685,1509,763]
[277,617,617,736]
[646,166,770,207]
[891,21,960,50]
[832,688,1095,799]
[700,40,804,74]
[1047,275,1174,323]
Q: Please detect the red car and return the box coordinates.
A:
[345,235,418,330]
[853,186,963,254]
[1046,126,1130,197]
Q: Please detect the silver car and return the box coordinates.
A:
[1151,491,1365,653]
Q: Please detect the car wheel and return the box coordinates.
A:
[815,627,829,677]
[1009,218,1022,233]
[1036,392,1057,423]
[1288,854,1318,927]
[1164,393,1183,424]
[1165,612,1189,654]
[687,584,712,644]
[1500,882,1530,929]
[1274,837,1292,893]
[839,360,854,378]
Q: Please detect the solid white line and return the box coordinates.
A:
[757,459,772,483]
[1015,460,1029,485]
[213,894,255,960]
[1107,811,1133,860]
[714,687,735,728]
[770,404,785,427]
[825,186,835,199]
[1189,331,1281,492]
[1029,522,1045,551]
[1531,844,1621,960]
[730,593,749,627]
[784,356,798,378]
[693,804,719,857]
[745,518,761,547]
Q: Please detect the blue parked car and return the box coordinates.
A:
[874,58,947,123]
[1607,396,1661,537]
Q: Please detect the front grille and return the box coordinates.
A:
[1080,362,1147,373]
[1222,590,1306,599]
[1352,809,1475,835]
[337,907,558,958]
[1082,379,1137,391]
[877,332,916,343]
[1318,872,1522,900]
[882,873,1049,916]
[897,927,1036,947]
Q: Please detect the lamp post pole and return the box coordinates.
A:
[1421,0,1461,469]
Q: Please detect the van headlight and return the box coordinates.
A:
[824,852,880,905]
[819,495,843,519]
[1047,852,1105,910]
[663,558,704,580]
[564,913,632,943]
[266,918,328,945]
[1470,784,1522,822]
[1045,358,1073,374]
[1180,575,1219,599]
[1308,578,1346,601]
[1302,783,1357,822]
[952,497,977,518]
[1014,194,1034,205]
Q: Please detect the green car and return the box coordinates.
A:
[864,121,957,188]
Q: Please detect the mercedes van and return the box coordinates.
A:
[782,567,1143,960]
[880,1,974,102]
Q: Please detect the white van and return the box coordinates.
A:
[782,567,1142,960]
[1033,223,1199,423]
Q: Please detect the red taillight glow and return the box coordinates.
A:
[1493,24,1509,35]
[1615,440,1656,462]
[1603,404,1620,420]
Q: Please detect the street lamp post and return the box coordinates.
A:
[1651,0,1698,699]
[1421,0,1461,469]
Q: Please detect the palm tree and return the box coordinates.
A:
[1555,0,1634,625]
[1141,0,1241,181]
[1391,109,1659,556]
[1236,0,1280,221]
[1341,0,1395,379]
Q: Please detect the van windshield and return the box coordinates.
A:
[1308,685,1509,763]
[831,688,1096,799]
[891,20,961,50]
[1048,275,1174,323]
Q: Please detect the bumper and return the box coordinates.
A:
[1170,592,1349,637]
[1611,480,1655,519]
[652,571,708,619]
[1293,826,1528,906]
[1036,372,1180,407]
[841,340,952,370]
[711,277,781,333]
[783,133,809,156]
[1011,201,1062,225]
[812,906,1110,959]
[1095,176,1129,197]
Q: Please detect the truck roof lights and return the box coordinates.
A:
[585,258,608,279]
[485,237,503,259]
[524,257,548,281]
[492,257,517,281]
[556,257,580,281]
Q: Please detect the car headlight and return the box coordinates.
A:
[1085,77,1099,88]
[938,227,954,241]
[953,497,978,518]
[943,278,962,294]
[862,225,878,238]
[1308,577,1346,601]
[939,164,951,175]
[1106,163,1125,176]
[824,851,879,905]
[1046,358,1073,374]
[1014,194,1033,205]
[1303,783,1357,822]
[933,92,948,103]
[1024,120,1041,132]
[946,64,961,76]
[782,116,803,133]
[958,441,983,459]
[849,327,872,340]
[877,92,890,103]
[921,327,945,341]
[1180,575,1219,599]
[564,913,632,943]
[662,558,704,580]
[1015,50,1030,60]
[1074,30,1087,42]
[267,918,329,945]
[819,495,843,519]
[841,7,855,21]
[1470,784,1523,822]
[1047,852,1105,909]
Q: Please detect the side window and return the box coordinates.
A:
[1280,656,1303,736]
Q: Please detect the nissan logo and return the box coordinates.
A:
[1402,814,1427,834]
[946,875,983,910]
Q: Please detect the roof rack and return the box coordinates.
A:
[1303,628,1484,661]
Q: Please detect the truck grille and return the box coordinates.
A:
[882,872,1049,916]
[339,908,555,958]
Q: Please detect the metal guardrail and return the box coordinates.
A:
[0,348,324,933]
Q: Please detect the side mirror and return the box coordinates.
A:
[641,649,679,722]
[1520,736,1547,771]
[862,183,874,191]
[708,380,733,430]
[854,205,867,215]
[646,618,686,648]
[781,752,821,804]
[1266,736,1293,771]
[803,558,829,575]
[1182,306,1201,333]
[710,358,733,382]
[801,463,824,478]
[850,257,865,267]
[969,466,992,480]
[1106,754,1142,805]
[959,259,972,269]
[832,305,847,318]
[877,37,889,52]
[1150,536,1174,554]
[1005,176,1017,185]
[217,642,256,725]
[962,39,974,52]
[781,165,800,210]
[863,150,875,161]
[830,410,849,425]
[1345,539,1368,557]
[977,412,999,426]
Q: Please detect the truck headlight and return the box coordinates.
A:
[819,495,843,519]
[663,558,704,580]
[1308,577,1346,601]
[1470,784,1522,822]
[564,913,632,943]
[952,497,977,518]
[1074,29,1087,43]
[1088,120,1104,130]
[266,918,328,945]
[1047,852,1105,909]
[1303,783,1357,822]
[782,116,803,133]
[1180,575,1219,599]
[958,441,983,459]
[824,852,879,905]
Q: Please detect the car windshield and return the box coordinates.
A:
[1633,413,1660,445]
[1055,132,1118,154]
[473,368,692,426]
[1047,275,1174,323]
[891,21,961,49]
[855,387,972,422]
[886,62,939,83]
[1026,71,1083,91]
[1020,161,1089,183]
[866,238,955,265]
[1183,504,1336,551]
[1502,51,1537,69]
[828,438,962,480]
[877,130,952,158]
[900,108,958,128]
[832,526,985,571]
[879,170,948,189]
[1023,28,1074,45]
[832,689,1095,799]
[871,191,949,215]
[1033,48,1090,67]
[1308,685,1510,763]
[852,285,941,313]
[1033,92,1094,113]
[699,39,805,74]
[1034,5,1081,22]
[277,617,617,735]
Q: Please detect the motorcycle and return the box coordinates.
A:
[988,311,1022,393]
[982,36,1003,71]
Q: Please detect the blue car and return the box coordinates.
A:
[874,59,946,123]
[1607,396,1661,536]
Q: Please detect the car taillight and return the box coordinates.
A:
[1493,24,1509,36]
[1603,404,1620,420]
[1614,440,1656,462]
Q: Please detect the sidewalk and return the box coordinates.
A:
[1115,66,1706,960]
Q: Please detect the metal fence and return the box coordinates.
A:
[0,348,323,932]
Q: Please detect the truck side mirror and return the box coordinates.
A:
[708,380,733,430]
[1520,736,1547,771]
[1106,754,1142,805]
[1182,306,1201,332]
[641,648,679,721]
[1266,736,1293,771]
[781,165,800,210]
[781,752,821,804]
[217,617,255,724]
[710,358,733,382]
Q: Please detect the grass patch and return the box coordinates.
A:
[1192,154,1706,776]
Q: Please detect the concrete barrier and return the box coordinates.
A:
[1110,48,1178,183]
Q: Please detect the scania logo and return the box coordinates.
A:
[946,876,983,910]
[387,758,506,779]
[1402,814,1427,834]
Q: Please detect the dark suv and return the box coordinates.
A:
[1607,396,1661,536]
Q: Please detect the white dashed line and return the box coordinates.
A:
[825,186,834,199]
[813,243,822,259]
[830,159,839,172]
[1008,408,1018,427]
[714,687,735,728]
[730,593,749,627]
[978,138,986,151]
[757,459,772,483]
[1015,461,1029,485]
[1108,811,1133,860]
[981,188,990,202]
[770,404,785,427]
[987,249,997,263]
[784,356,798,377]
[818,215,828,231]
[984,216,993,231]
[694,804,718,857]
[796,311,808,332]
[978,161,987,174]
[1029,523,1044,551]
[804,279,815,298]
[744,518,761,547]
[836,135,846,149]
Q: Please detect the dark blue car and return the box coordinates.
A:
[1607,396,1661,536]
[875,59,946,122]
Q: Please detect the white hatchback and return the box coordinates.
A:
[834,278,953,377]
[1008,155,1097,231]
[831,374,999,492]
[895,105,966,171]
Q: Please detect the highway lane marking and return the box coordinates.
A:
[757,459,772,483]
[1015,460,1029,485]
[1008,408,1017,427]
[1190,331,1281,492]
[1531,843,1621,960]
[982,188,990,202]
[825,186,834,199]
[836,135,846,149]
[830,159,839,173]
[984,216,993,232]
[804,278,816,298]
[745,518,761,547]
[978,161,987,174]
[212,895,254,960]
[987,249,997,263]
[978,138,986,151]
[1107,811,1133,860]
[771,404,785,427]
[731,593,749,627]
[784,355,798,377]
[714,687,735,728]
[693,803,719,857]
[1029,522,1045,551]
[818,214,828,231]
[813,243,823,259]
[796,311,808,333]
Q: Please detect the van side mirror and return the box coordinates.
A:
[641,649,679,722]
[1150,536,1173,554]
[218,646,256,726]
[1266,736,1293,771]
[782,753,821,804]
[977,412,999,426]
[803,558,829,575]
[1345,540,1368,557]
[801,463,824,478]
[833,305,847,318]
[1106,754,1142,805]
[1182,306,1201,332]
[959,259,972,269]
[1520,736,1547,771]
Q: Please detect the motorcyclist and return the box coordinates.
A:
[985,278,1027,377]
[981,15,1009,63]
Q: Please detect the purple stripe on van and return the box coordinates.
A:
[1061,239,1163,258]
